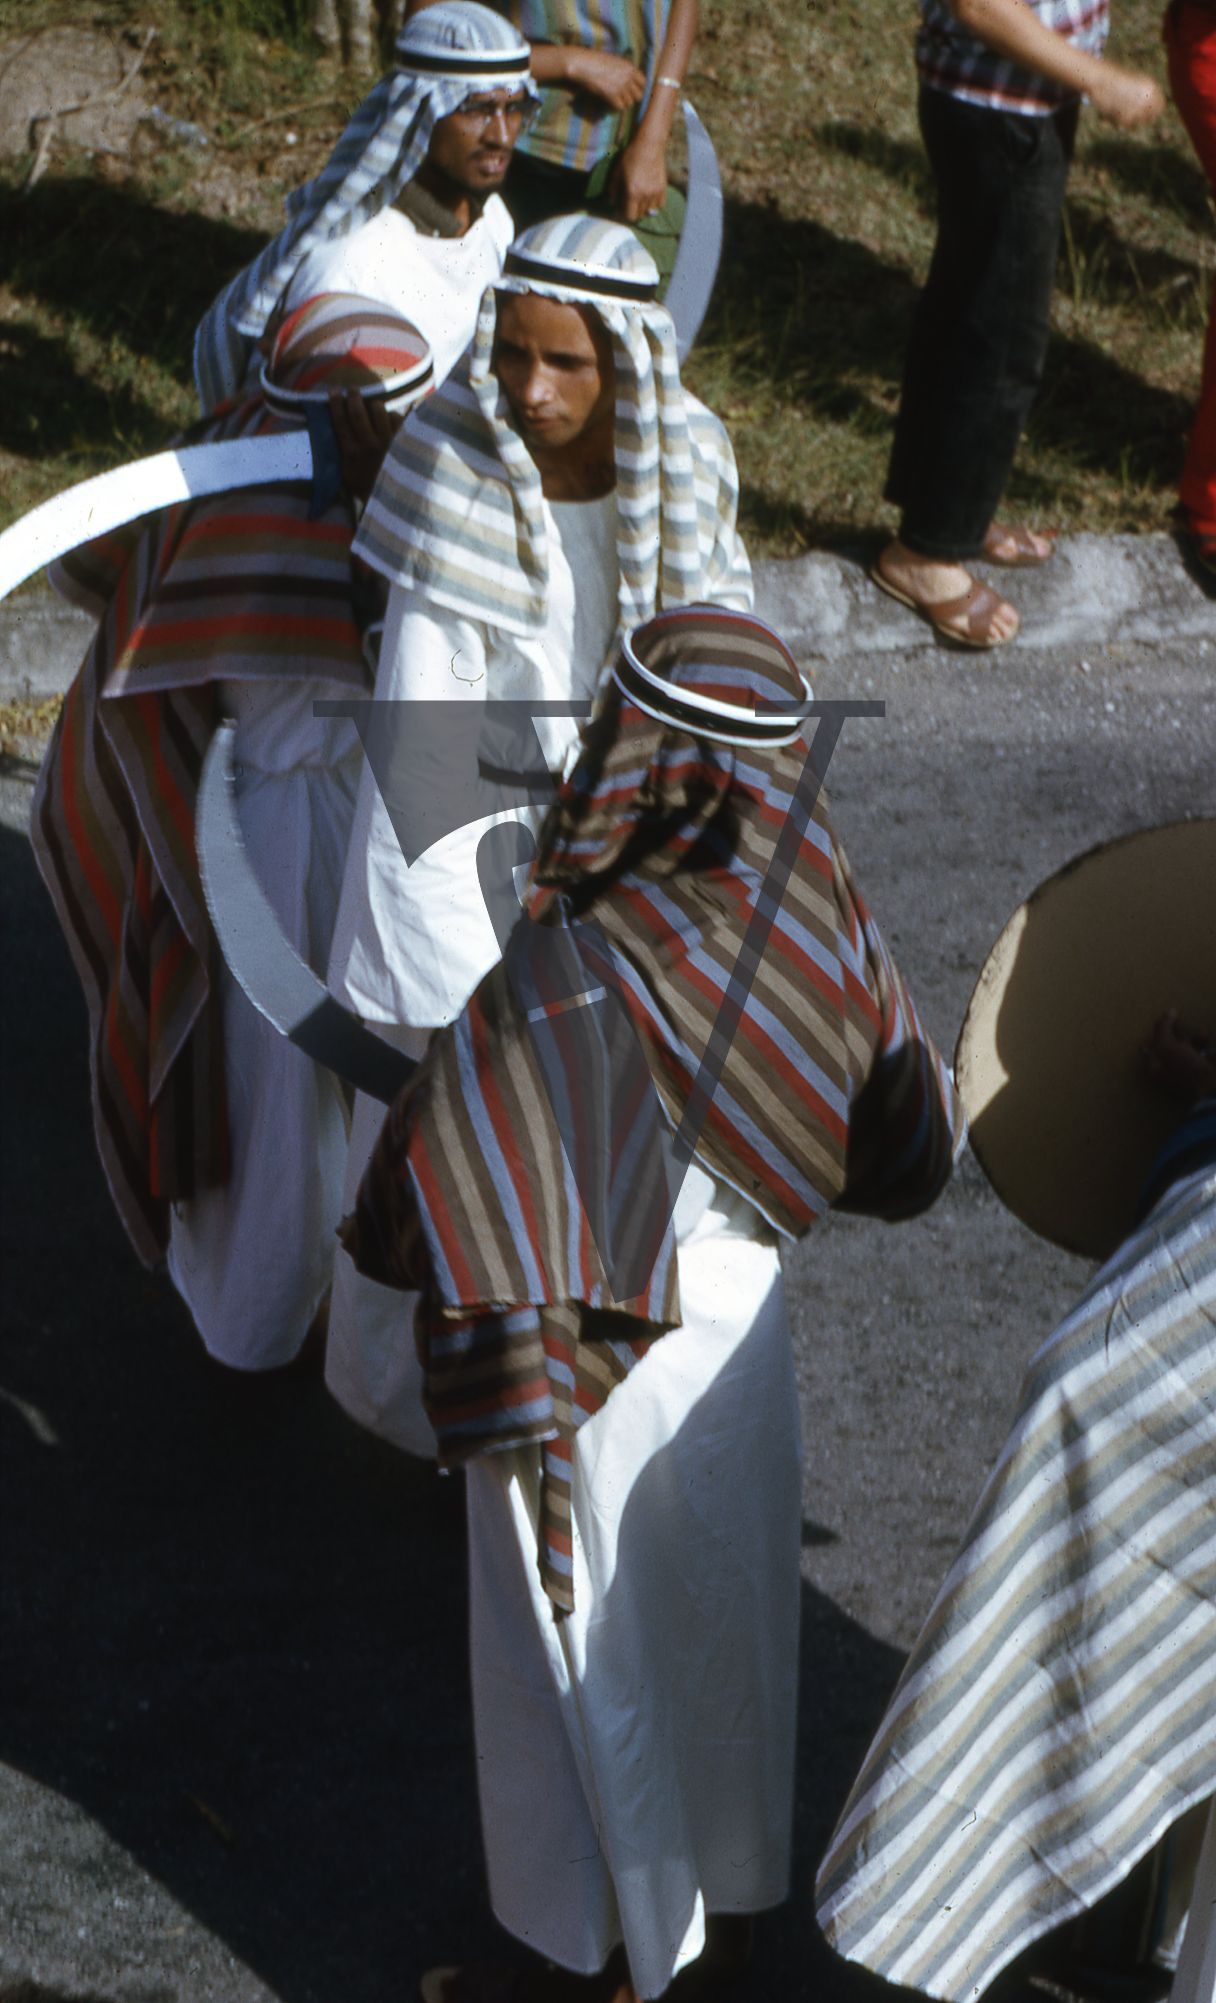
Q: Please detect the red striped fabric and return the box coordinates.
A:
[30,297,428,1262]
[342,615,960,1608]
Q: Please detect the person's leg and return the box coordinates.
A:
[1166,1,1216,542]
[887,89,1073,558]
[878,89,1073,642]
[323,1069,437,1456]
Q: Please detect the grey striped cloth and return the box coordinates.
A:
[192,1,534,412]
[815,1166,1216,2000]
[354,213,753,634]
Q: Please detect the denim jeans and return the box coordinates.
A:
[885,86,1077,561]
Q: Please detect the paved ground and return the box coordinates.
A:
[1,614,1213,2003]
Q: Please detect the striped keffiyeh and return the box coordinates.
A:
[341,608,959,1610]
[354,213,753,640]
[193,1,535,411]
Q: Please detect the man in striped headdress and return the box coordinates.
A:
[31,298,434,1375]
[194,1,538,424]
[321,211,753,1452]
[338,606,960,2001]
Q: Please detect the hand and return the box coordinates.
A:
[328,387,402,504]
[608,132,668,222]
[1087,63,1165,130]
[1141,1009,1216,1106]
[565,47,647,110]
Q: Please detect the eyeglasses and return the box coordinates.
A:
[454,90,538,131]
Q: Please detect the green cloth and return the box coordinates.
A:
[585,151,685,293]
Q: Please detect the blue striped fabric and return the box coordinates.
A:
[356,215,752,639]
[816,1166,1216,1999]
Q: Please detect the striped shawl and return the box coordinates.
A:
[815,1165,1216,2000]
[342,615,959,1608]
[355,214,753,638]
[30,299,419,1263]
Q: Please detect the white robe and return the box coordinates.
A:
[324,493,620,1445]
[288,197,514,387]
[167,680,361,1369]
[324,496,803,1993]
[167,199,513,1371]
[468,1167,800,1999]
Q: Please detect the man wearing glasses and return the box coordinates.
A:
[194,1,540,443]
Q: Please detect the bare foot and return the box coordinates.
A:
[875,540,1020,646]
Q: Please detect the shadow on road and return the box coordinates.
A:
[0,809,906,2003]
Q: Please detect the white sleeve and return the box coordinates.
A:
[327,589,542,1029]
[284,225,400,312]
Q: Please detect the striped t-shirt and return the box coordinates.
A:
[917,0,1110,115]
[503,0,668,171]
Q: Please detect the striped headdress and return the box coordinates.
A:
[192,1,535,412]
[342,609,959,1609]
[259,289,433,413]
[354,213,753,642]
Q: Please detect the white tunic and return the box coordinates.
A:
[288,196,514,386]
[468,1167,799,2000]
[329,491,620,1028]
[324,494,802,1995]
[167,681,361,1369]
[324,493,620,1446]
[167,199,512,1371]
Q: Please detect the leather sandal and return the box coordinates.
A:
[981,520,1056,567]
[869,557,1018,650]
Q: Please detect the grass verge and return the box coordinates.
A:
[0,0,1209,557]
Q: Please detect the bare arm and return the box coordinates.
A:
[610,0,699,219]
[529,41,648,107]
[949,0,1164,127]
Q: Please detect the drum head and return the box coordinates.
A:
[955,818,1216,1259]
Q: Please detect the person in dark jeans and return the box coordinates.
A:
[873,0,1163,650]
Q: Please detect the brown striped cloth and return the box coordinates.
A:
[341,608,960,1610]
[815,1164,1216,2000]
[30,297,429,1265]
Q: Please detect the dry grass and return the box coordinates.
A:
[0,689,62,763]
[0,0,1209,556]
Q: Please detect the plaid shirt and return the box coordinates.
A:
[917,0,1110,114]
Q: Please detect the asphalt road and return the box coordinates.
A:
[1,626,1213,2003]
